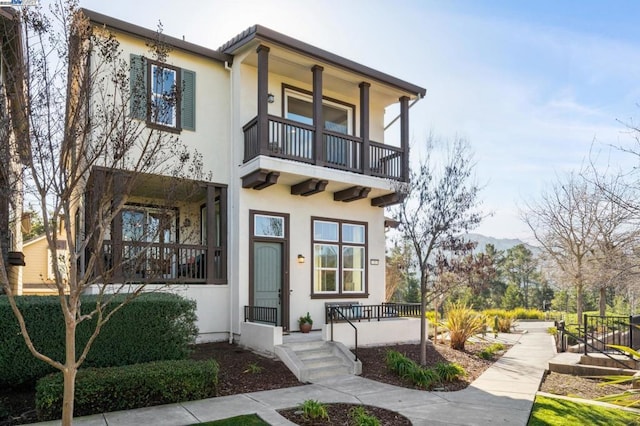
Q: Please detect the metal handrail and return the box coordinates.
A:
[557,320,635,369]
[244,305,278,326]
[329,306,358,361]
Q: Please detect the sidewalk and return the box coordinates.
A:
[35,321,556,426]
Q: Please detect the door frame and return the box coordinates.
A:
[249,210,290,331]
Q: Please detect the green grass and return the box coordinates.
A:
[528,395,640,426]
[193,414,269,425]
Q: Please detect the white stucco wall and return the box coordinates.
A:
[322,317,422,347]
[234,183,387,334]
[84,284,231,343]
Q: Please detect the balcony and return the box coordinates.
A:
[243,115,406,181]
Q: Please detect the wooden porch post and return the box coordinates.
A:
[206,185,217,281]
[399,96,410,182]
[312,65,324,165]
[360,82,371,174]
[111,171,125,281]
[257,45,270,155]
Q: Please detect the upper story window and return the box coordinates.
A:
[130,55,196,132]
[284,87,353,135]
[151,64,177,127]
[312,218,366,297]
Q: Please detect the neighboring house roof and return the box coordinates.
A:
[22,234,46,248]
[79,8,231,63]
[219,25,426,98]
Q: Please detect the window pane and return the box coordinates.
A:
[287,97,313,125]
[314,269,337,292]
[342,246,364,269]
[323,104,348,134]
[122,210,145,242]
[343,270,363,292]
[315,244,338,268]
[254,215,284,237]
[151,65,176,127]
[314,221,338,241]
[342,224,365,243]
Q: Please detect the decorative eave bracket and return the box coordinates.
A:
[371,192,405,208]
[334,186,371,202]
[291,178,328,196]
[242,169,280,190]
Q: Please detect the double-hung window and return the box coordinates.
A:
[130,55,196,132]
[312,218,366,296]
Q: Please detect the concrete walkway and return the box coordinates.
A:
[35,321,556,426]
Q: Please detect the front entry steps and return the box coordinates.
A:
[275,340,362,383]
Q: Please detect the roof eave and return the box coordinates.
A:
[79,8,232,64]
[222,25,426,98]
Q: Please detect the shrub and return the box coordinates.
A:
[349,406,381,426]
[478,343,505,360]
[0,293,198,387]
[497,315,515,333]
[434,361,465,382]
[445,303,486,350]
[299,400,329,421]
[36,359,218,421]
[385,350,416,378]
[511,308,545,320]
[385,350,466,389]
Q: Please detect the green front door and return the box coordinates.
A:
[254,241,283,326]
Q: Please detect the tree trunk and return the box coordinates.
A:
[599,286,606,317]
[62,321,77,425]
[420,288,427,365]
[576,285,584,326]
[433,297,439,345]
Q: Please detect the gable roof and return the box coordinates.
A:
[220,25,426,98]
[80,8,231,63]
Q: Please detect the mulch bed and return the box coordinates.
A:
[0,339,504,425]
[278,403,411,425]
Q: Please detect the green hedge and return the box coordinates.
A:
[0,293,198,387]
[36,359,218,421]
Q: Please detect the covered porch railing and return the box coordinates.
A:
[100,241,223,284]
[244,305,278,326]
[243,115,405,181]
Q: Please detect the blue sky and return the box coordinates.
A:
[76,0,640,242]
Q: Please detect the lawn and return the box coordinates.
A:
[192,414,269,425]
[528,395,640,426]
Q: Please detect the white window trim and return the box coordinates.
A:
[284,88,353,134]
[314,243,339,294]
[151,64,177,128]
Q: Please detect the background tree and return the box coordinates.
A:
[395,136,483,364]
[523,173,603,325]
[385,241,412,302]
[0,3,204,424]
[502,244,540,308]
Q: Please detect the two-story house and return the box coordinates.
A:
[47,9,426,354]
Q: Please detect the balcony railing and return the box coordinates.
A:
[243,115,405,181]
[100,241,223,284]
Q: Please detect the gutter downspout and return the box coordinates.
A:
[383,91,426,131]
[224,60,234,344]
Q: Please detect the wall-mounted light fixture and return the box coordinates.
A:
[297,254,305,264]
[370,259,380,265]
[267,93,275,104]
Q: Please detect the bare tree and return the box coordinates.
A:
[395,136,483,364]
[0,2,204,424]
[523,173,608,324]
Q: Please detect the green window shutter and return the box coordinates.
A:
[181,69,196,131]
[129,54,147,120]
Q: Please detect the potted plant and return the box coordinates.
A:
[299,312,313,333]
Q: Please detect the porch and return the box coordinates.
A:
[83,167,228,285]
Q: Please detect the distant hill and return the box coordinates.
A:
[464,233,541,255]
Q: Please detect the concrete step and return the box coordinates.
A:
[306,364,351,381]
[274,340,361,383]
[580,354,639,369]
